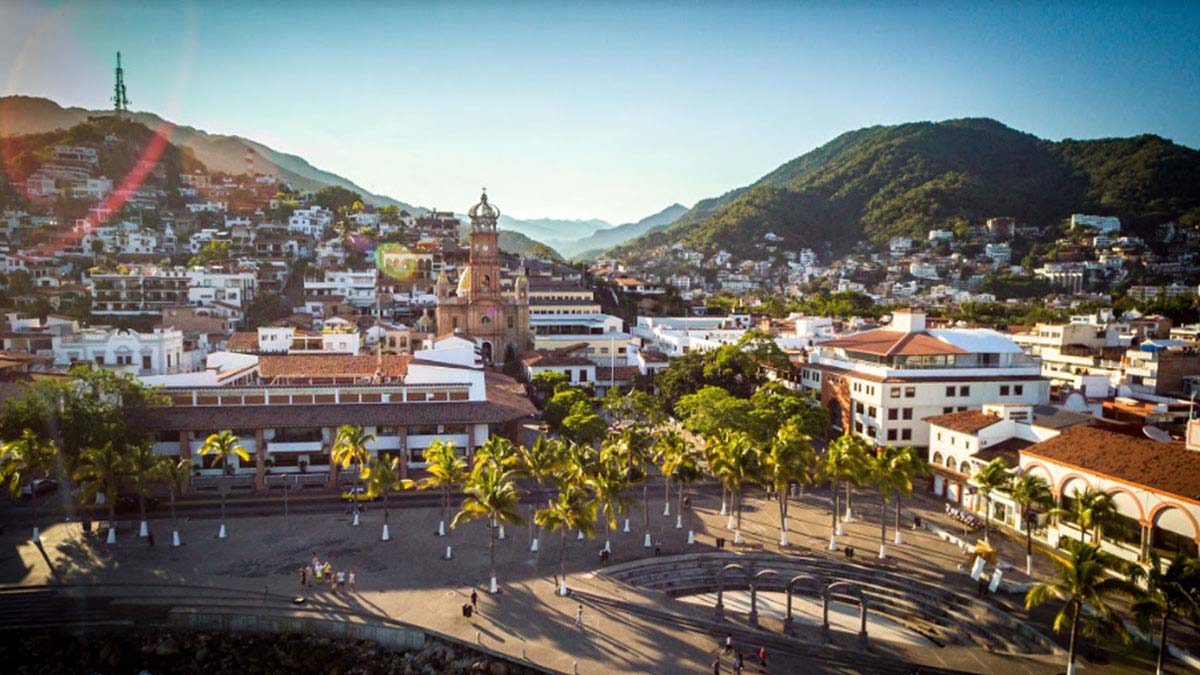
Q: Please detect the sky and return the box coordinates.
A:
[2,1,1199,224]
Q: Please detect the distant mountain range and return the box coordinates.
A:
[500,203,689,259]
[610,118,1200,260]
[0,95,418,211]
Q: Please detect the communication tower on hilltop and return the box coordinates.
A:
[112,52,130,115]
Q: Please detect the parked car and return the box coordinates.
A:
[21,478,58,498]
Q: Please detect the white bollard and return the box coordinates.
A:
[32,526,40,543]
[828,535,837,551]
[662,503,670,517]
[381,524,391,541]
[604,539,611,553]
[138,520,148,538]
[530,537,539,552]
[498,525,506,540]
[171,530,181,547]
[438,520,446,537]
[622,518,630,533]
[218,523,227,539]
[577,530,585,541]
[675,514,682,529]
[489,576,498,593]
[643,532,652,548]
[352,511,360,527]
[445,545,453,560]
[107,527,117,544]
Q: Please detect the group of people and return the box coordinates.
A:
[715,634,768,674]
[300,551,356,594]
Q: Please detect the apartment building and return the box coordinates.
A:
[304,268,378,309]
[52,327,186,375]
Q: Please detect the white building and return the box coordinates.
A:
[187,268,258,308]
[53,327,186,376]
[1070,214,1121,234]
[288,206,334,238]
[304,268,378,308]
[800,309,1048,447]
[186,201,227,214]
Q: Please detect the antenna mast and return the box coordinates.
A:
[112,52,130,115]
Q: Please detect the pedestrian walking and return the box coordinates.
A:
[758,646,767,668]
[711,657,721,674]
[348,570,356,591]
[146,530,155,548]
[336,570,346,591]
[732,651,743,675]
[311,552,319,572]
[574,604,583,628]
[723,634,733,654]
[300,567,307,590]
[470,590,478,610]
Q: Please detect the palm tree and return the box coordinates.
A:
[661,436,703,544]
[332,424,375,526]
[701,434,730,519]
[515,436,563,553]
[586,452,634,555]
[1131,551,1200,675]
[971,458,1012,544]
[475,436,519,539]
[126,443,160,538]
[1009,473,1053,575]
[836,434,870,525]
[418,440,468,558]
[152,457,192,547]
[761,419,815,547]
[363,455,415,542]
[868,445,905,559]
[1026,541,1137,675]
[820,433,868,549]
[612,426,653,543]
[197,430,251,539]
[653,429,687,518]
[710,429,758,545]
[0,429,57,542]
[452,458,523,593]
[1054,487,1120,545]
[74,442,127,544]
[889,446,927,547]
[535,479,596,596]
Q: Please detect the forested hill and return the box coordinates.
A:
[611,118,1200,259]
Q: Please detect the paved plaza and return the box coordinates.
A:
[0,481,1186,674]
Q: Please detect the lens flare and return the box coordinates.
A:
[375,242,422,282]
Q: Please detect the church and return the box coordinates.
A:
[435,191,531,366]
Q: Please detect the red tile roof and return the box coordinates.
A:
[259,354,411,381]
[924,410,1002,434]
[226,331,259,352]
[1022,425,1200,502]
[821,329,968,357]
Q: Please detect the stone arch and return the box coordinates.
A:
[1148,502,1200,558]
[944,455,957,469]
[958,460,970,474]
[1021,462,1054,488]
[1104,486,1146,523]
[931,451,943,465]
[480,341,494,365]
[1057,474,1092,498]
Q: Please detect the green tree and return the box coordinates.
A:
[761,419,816,547]
[972,458,1012,544]
[586,450,634,555]
[1054,487,1120,544]
[152,457,193,547]
[515,436,563,553]
[363,455,414,542]
[188,239,230,267]
[543,388,591,432]
[1026,542,1137,675]
[452,458,523,593]
[661,432,704,542]
[419,440,468,555]
[1130,551,1200,675]
[535,480,596,596]
[0,428,57,541]
[675,386,755,438]
[1009,473,1054,575]
[314,185,364,213]
[332,424,374,523]
[530,370,569,403]
[561,401,607,447]
[127,442,160,538]
[710,429,759,544]
[820,433,869,549]
[197,430,251,539]
[74,442,127,543]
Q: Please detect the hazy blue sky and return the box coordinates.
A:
[2,1,1198,223]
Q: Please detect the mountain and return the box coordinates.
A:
[0,95,418,211]
[567,203,689,260]
[610,118,1200,260]
[451,220,561,260]
[497,214,612,244]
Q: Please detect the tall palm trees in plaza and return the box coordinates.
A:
[972,457,1011,544]
[820,433,869,550]
[661,434,703,544]
[453,456,522,593]
[74,442,127,544]
[364,455,413,542]
[1008,473,1053,575]
[332,424,374,527]
[515,436,563,553]
[197,430,251,539]
[1026,541,1137,675]
[653,429,686,518]
[127,442,159,538]
[475,436,519,539]
[760,419,815,548]
[586,450,633,554]
[152,456,193,547]
[868,445,906,559]
[709,429,758,545]
[0,428,57,542]
[535,480,596,596]
[420,440,468,559]
[1131,552,1200,675]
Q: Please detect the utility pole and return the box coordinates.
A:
[112,52,130,115]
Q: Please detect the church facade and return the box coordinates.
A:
[435,191,531,365]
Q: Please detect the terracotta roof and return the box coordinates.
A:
[1022,425,1200,502]
[259,354,411,380]
[521,350,594,367]
[226,331,259,351]
[821,329,968,357]
[971,437,1034,467]
[639,350,669,362]
[602,365,640,382]
[924,410,1002,434]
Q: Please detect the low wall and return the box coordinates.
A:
[169,608,426,650]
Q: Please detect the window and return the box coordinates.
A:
[943,407,954,414]
[855,402,864,414]
[936,432,942,441]
[959,386,970,396]
[887,429,897,441]
[887,409,898,420]
[904,387,915,398]
[868,406,877,418]
[142,355,152,370]
[946,386,956,397]
[854,421,863,433]
[1014,385,1023,395]
[1000,385,1010,396]
[902,408,913,420]
[901,429,912,441]
[958,406,968,412]
[932,451,943,464]
[890,387,900,398]
[507,316,514,329]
